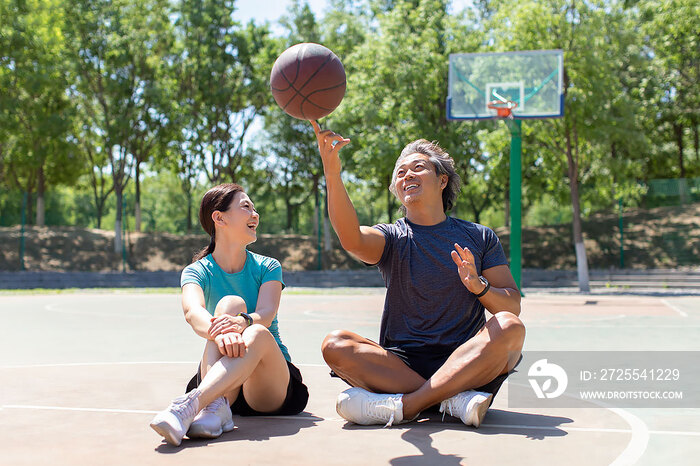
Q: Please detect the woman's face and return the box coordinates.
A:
[214,191,259,244]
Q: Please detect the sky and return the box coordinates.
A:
[235,0,473,146]
[234,0,472,32]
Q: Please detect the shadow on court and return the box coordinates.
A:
[154,414,322,454]
[1,291,699,465]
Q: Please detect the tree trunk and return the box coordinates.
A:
[313,183,319,240]
[36,165,45,227]
[565,121,590,292]
[386,173,394,222]
[693,117,698,161]
[134,161,141,232]
[185,187,193,233]
[285,194,293,231]
[674,122,685,178]
[323,184,331,252]
[26,190,34,225]
[114,187,123,254]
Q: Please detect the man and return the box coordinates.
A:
[311,121,525,428]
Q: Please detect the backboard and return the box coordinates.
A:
[447,50,564,120]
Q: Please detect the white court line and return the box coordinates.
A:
[0,361,198,369]
[0,362,328,370]
[608,407,650,466]
[2,404,698,438]
[661,299,689,317]
[3,405,158,415]
[508,380,649,465]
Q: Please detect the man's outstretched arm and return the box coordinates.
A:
[311,120,385,265]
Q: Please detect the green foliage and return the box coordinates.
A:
[0,0,697,267]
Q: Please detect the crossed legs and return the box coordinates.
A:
[322,312,525,420]
[196,296,290,412]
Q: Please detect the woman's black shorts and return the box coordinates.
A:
[186,359,309,416]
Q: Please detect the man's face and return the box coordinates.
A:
[393,153,447,209]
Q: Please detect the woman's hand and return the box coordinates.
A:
[310,120,350,177]
[215,332,246,358]
[451,243,486,295]
[208,314,248,339]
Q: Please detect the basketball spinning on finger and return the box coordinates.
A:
[270,43,346,120]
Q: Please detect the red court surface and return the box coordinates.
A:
[1,290,699,465]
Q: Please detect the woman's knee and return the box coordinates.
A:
[214,295,247,317]
[242,323,275,347]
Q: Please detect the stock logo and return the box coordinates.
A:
[528,359,568,399]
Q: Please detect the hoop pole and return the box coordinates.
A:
[507,120,523,295]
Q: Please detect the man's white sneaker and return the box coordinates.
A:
[439,390,492,428]
[336,387,405,427]
[187,396,235,439]
[150,389,200,446]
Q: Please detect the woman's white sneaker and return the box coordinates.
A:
[336,387,405,427]
[439,390,492,428]
[187,396,235,439]
[150,389,201,446]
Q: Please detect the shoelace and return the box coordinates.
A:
[203,396,226,414]
[365,398,399,427]
[439,396,464,422]
[171,391,199,419]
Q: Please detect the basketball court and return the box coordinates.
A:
[1,288,699,465]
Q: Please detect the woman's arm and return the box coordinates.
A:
[181,283,215,339]
[311,120,386,264]
[248,280,283,328]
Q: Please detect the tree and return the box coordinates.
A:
[639,0,699,179]
[171,0,274,186]
[64,0,172,253]
[329,0,485,223]
[0,0,81,226]
[488,0,649,290]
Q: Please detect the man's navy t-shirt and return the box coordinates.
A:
[371,216,509,352]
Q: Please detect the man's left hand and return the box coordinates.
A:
[451,243,486,295]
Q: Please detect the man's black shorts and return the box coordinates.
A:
[186,359,309,416]
[330,343,521,404]
[383,345,520,399]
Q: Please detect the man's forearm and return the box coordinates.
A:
[478,287,521,316]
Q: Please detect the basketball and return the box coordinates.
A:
[270,43,346,121]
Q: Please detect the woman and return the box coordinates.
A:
[150,183,308,446]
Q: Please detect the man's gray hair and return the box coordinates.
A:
[389,139,461,214]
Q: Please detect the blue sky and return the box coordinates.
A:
[234,0,472,30]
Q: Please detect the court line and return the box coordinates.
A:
[2,404,697,438]
[608,407,650,466]
[0,361,199,369]
[3,405,159,415]
[661,299,689,317]
[0,361,328,370]
[507,380,649,464]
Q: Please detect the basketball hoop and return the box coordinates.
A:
[487,100,518,119]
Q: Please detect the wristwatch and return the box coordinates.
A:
[474,276,490,298]
[237,312,254,327]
